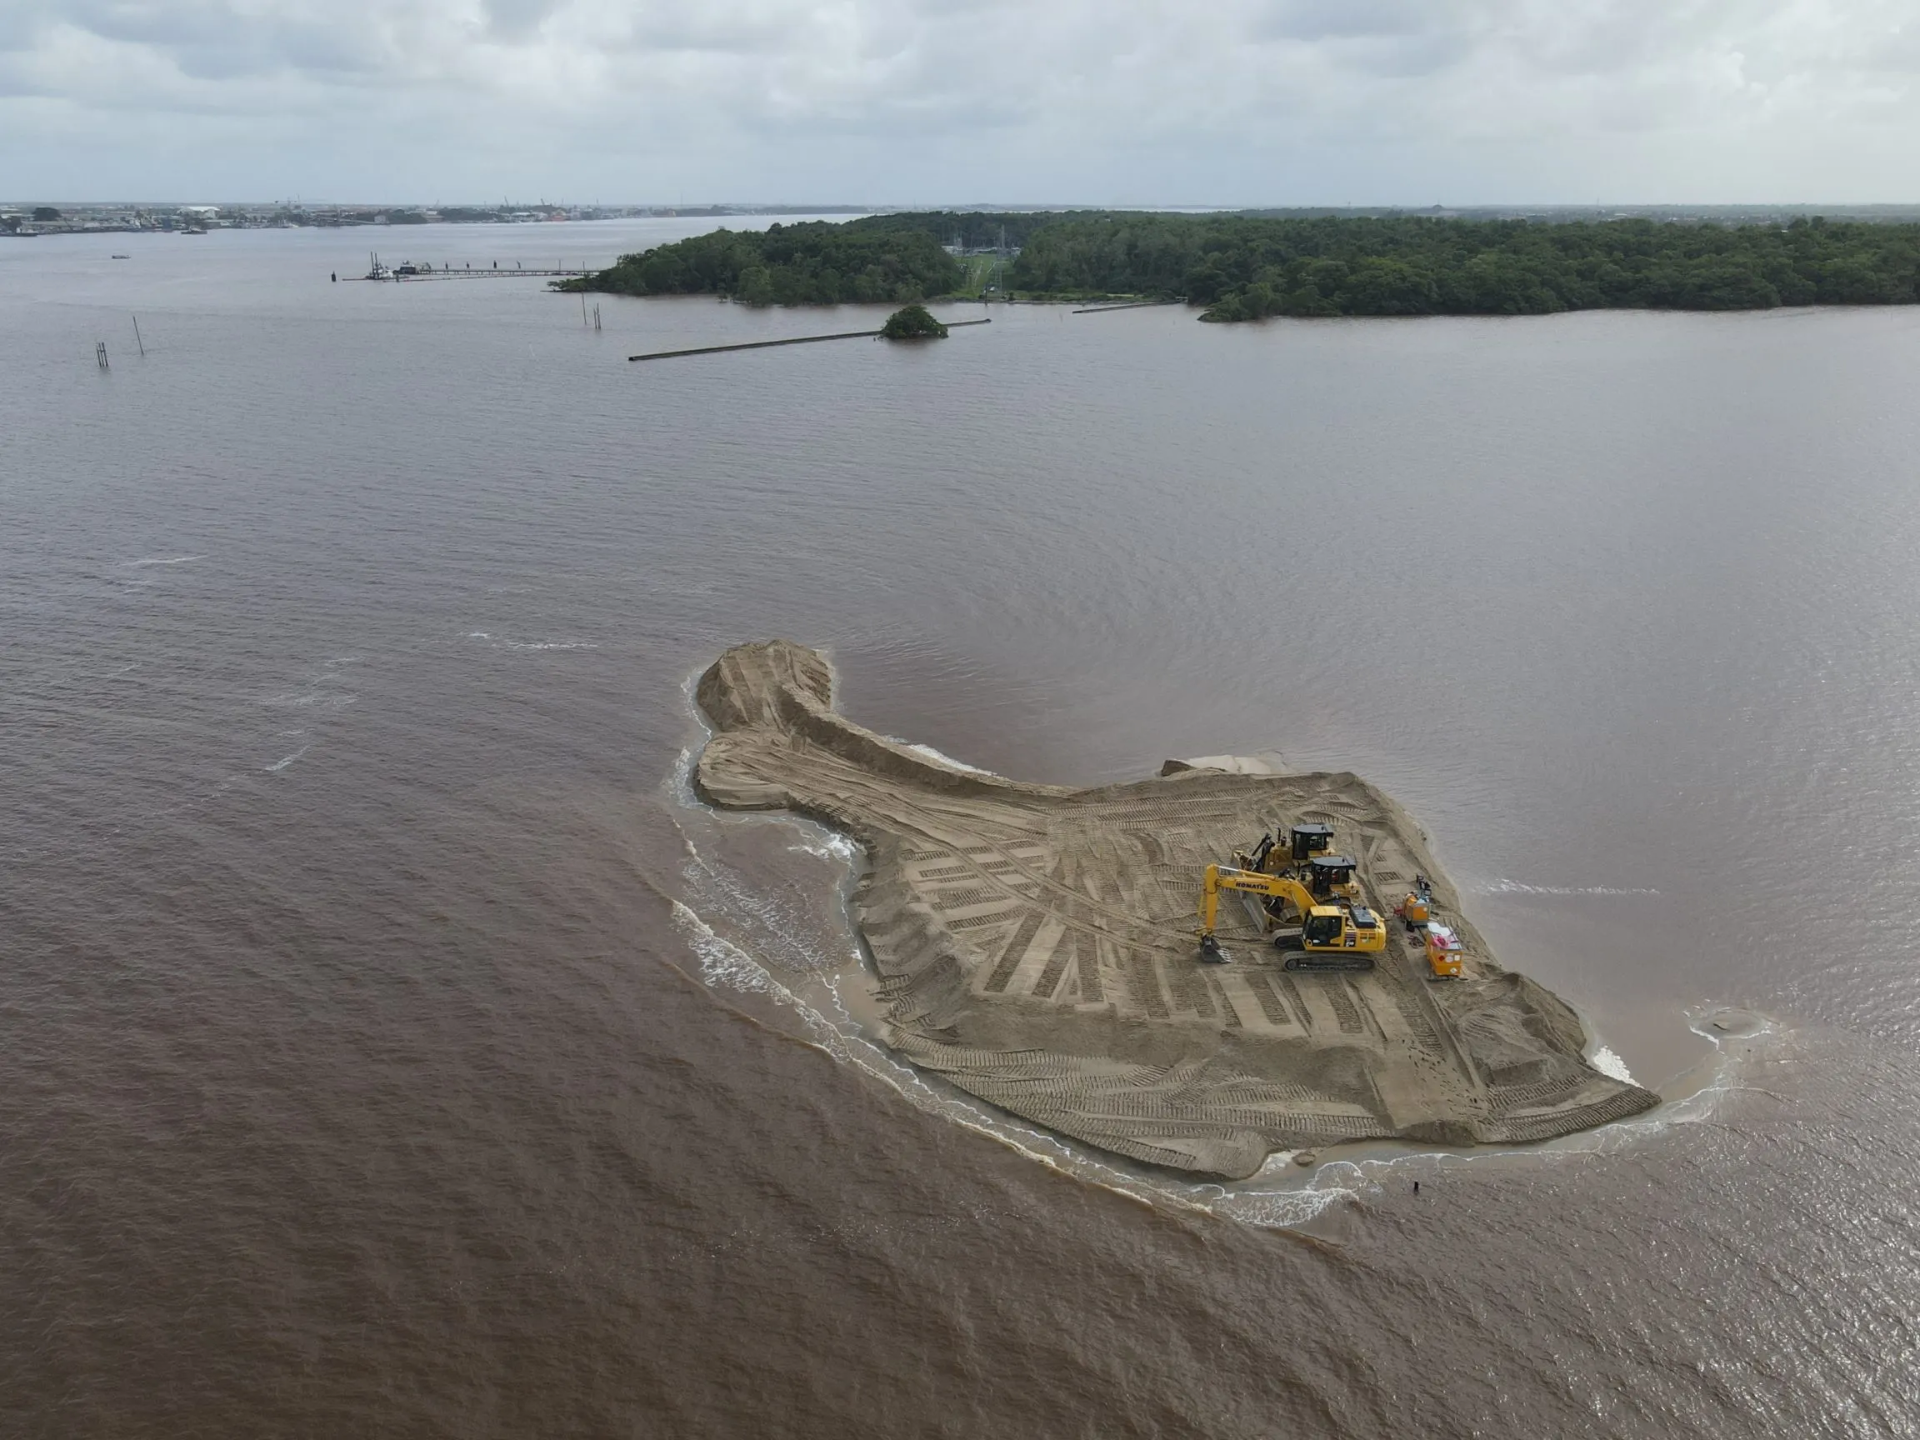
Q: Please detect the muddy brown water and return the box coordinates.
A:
[4,222,1919,1437]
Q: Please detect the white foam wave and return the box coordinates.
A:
[896,741,994,775]
[265,745,310,772]
[667,668,715,809]
[789,831,858,863]
[262,691,357,710]
[1227,1032,1751,1205]
[1476,878,1661,897]
[465,631,599,652]
[666,898,1294,1224]
[123,555,203,567]
[1689,1006,1774,1044]
[1588,1044,1637,1085]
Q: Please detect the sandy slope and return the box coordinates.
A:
[694,640,1657,1180]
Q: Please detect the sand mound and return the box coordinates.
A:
[694,640,1657,1180]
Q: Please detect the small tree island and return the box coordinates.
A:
[879,304,949,340]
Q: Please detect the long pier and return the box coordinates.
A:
[351,266,590,281]
[629,318,991,363]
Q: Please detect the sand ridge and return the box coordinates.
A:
[694,640,1658,1180]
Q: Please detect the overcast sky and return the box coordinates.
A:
[3,0,1916,205]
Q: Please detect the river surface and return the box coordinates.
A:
[3,220,1918,1437]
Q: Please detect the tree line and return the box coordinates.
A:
[559,221,963,306]
[1006,213,1920,318]
[563,211,1920,320]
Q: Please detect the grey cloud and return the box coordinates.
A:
[1253,0,1462,43]
[614,13,809,56]
[4,0,1919,201]
[54,0,397,80]
[483,0,565,41]
[1248,0,1491,78]
[65,0,245,50]
[0,5,56,53]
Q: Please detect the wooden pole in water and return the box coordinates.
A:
[132,315,145,356]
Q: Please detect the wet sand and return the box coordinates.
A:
[694,641,1657,1179]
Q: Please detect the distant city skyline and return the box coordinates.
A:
[4,1,1917,205]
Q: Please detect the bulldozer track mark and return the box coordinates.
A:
[1323,980,1366,1034]
[1248,971,1293,1028]
[1074,930,1104,1004]
[984,910,1047,993]
[1161,953,1217,1019]
[1278,973,1311,1033]
[946,911,1017,931]
[1123,952,1171,1020]
[1032,938,1075,1000]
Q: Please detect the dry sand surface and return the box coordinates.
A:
[694,640,1659,1180]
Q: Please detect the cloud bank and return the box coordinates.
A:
[2,0,1916,202]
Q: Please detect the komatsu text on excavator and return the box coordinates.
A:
[1196,864,1388,970]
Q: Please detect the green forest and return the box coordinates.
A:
[841,210,1070,250]
[558,220,963,306]
[564,211,1920,320]
[1008,213,1920,318]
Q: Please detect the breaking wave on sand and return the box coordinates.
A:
[1476,878,1661,897]
[669,892,1348,1230]
[894,740,994,775]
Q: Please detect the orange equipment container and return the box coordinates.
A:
[1424,923,1464,979]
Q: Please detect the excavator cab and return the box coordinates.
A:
[1301,910,1346,947]
[1307,855,1360,901]
[1289,824,1335,863]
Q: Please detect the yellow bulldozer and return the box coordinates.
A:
[1239,824,1334,873]
[1196,864,1388,970]
[1235,826,1360,903]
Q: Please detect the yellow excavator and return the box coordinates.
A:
[1196,864,1388,970]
